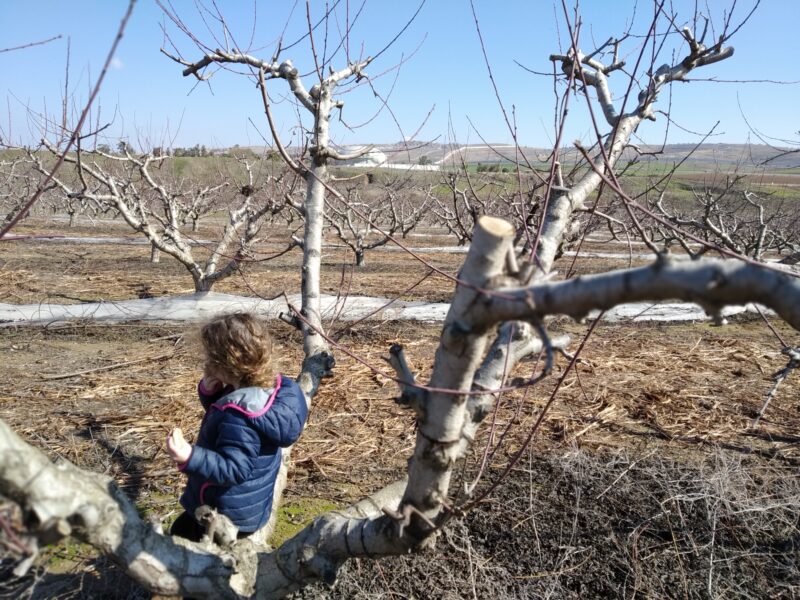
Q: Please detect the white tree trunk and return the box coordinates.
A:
[536,115,640,274]
[300,162,328,363]
[400,217,516,534]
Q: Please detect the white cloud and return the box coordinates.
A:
[110,57,124,70]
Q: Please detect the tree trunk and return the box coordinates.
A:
[150,242,161,264]
[535,115,640,275]
[300,162,328,363]
[401,216,515,534]
[194,275,213,292]
[296,86,335,398]
[355,249,365,267]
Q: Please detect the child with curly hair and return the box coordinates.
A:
[166,312,308,541]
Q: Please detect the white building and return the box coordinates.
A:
[337,146,439,171]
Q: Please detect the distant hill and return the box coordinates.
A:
[381,142,799,170]
[234,143,799,171]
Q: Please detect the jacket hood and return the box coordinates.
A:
[212,385,276,416]
[211,375,308,447]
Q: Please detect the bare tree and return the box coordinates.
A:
[429,172,504,246]
[163,37,375,381]
[0,155,45,227]
[27,143,292,291]
[2,2,796,599]
[650,175,800,263]
[325,179,430,266]
[430,168,554,252]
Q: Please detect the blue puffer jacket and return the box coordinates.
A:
[179,374,308,532]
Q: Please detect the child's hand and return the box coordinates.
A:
[166,428,192,464]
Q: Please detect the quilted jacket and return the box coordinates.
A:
[179,374,308,532]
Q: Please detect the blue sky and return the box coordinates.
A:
[0,1,797,151]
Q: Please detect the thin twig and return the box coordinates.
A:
[0,35,63,54]
[752,347,800,427]
[0,1,136,240]
[41,352,175,380]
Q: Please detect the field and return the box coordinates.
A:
[1,209,799,599]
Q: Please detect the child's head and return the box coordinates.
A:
[201,313,274,388]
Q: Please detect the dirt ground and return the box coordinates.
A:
[0,217,656,306]
[0,219,799,598]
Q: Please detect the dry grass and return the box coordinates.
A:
[1,318,797,509]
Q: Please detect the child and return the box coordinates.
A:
[166,312,308,542]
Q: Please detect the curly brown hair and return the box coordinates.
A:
[201,313,275,388]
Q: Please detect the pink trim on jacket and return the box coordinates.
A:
[211,374,282,417]
[199,482,212,505]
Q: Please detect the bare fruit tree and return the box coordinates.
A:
[649,175,800,263]
[2,3,798,599]
[28,143,291,291]
[430,171,511,246]
[325,179,431,266]
[164,41,375,385]
[0,155,46,226]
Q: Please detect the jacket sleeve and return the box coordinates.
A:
[257,377,309,447]
[183,413,260,485]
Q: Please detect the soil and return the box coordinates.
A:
[0,218,799,598]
